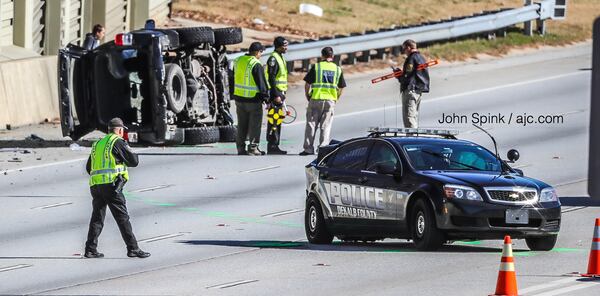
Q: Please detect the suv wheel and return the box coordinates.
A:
[213,27,243,46]
[305,195,333,244]
[525,235,557,251]
[184,126,220,145]
[175,27,215,46]
[411,199,445,251]
[165,64,187,114]
[218,125,237,142]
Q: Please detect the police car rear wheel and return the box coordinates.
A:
[305,196,333,244]
[411,199,445,251]
[525,235,557,251]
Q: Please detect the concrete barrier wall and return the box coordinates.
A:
[0,56,58,128]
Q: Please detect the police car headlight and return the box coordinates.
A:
[443,185,483,201]
[540,187,558,203]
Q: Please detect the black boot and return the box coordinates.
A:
[268,146,287,155]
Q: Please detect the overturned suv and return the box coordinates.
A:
[59,26,243,145]
[304,127,561,251]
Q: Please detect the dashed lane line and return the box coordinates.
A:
[0,264,32,273]
[240,165,280,173]
[206,279,259,289]
[529,280,600,296]
[138,233,186,243]
[30,202,73,210]
[261,208,304,218]
[520,278,578,294]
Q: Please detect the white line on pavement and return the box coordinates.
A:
[240,165,280,173]
[206,279,259,289]
[529,280,600,296]
[553,178,588,187]
[138,233,185,243]
[130,184,173,193]
[520,277,577,294]
[261,208,304,217]
[0,264,32,273]
[30,202,73,210]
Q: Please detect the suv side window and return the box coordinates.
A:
[329,141,371,171]
[366,141,399,172]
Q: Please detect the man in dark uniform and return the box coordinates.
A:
[233,42,270,156]
[83,24,105,50]
[84,118,150,258]
[265,36,289,155]
[395,39,430,128]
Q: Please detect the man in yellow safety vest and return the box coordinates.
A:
[265,36,289,155]
[300,47,347,155]
[84,118,150,258]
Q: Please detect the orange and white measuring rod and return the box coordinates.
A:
[371,59,439,84]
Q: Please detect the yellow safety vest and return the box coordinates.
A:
[234,55,262,98]
[89,134,129,186]
[311,61,341,101]
[265,52,288,92]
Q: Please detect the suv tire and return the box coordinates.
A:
[175,27,215,46]
[305,195,333,244]
[218,125,237,142]
[411,199,445,251]
[184,126,220,145]
[525,235,557,251]
[213,27,243,46]
[165,64,187,114]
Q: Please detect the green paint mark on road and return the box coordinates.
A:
[513,251,537,257]
[551,248,585,253]
[454,240,482,245]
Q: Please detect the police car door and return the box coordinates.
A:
[320,139,376,227]
[363,140,410,230]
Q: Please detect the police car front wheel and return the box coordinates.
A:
[411,198,445,251]
[305,196,334,244]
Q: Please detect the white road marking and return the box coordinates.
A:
[206,279,259,289]
[553,178,588,188]
[520,277,577,294]
[138,233,185,243]
[287,71,588,128]
[261,208,304,217]
[512,164,532,169]
[0,264,32,273]
[130,184,173,193]
[240,165,280,173]
[561,206,588,214]
[30,202,73,210]
[529,280,600,296]
[556,109,586,117]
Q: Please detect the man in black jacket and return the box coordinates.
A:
[265,37,289,155]
[84,118,150,258]
[396,39,430,128]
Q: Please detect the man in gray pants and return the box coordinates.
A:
[396,39,430,128]
[233,42,270,155]
[300,47,346,155]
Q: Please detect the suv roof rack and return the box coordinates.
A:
[368,127,459,139]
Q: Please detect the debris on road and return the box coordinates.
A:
[205,174,216,180]
[253,18,265,25]
[8,157,22,163]
[26,134,45,141]
[69,143,83,151]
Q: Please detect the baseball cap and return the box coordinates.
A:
[274,36,288,48]
[249,42,265,53]
[108,117,128,130]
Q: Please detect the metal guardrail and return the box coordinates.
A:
[227,0,558,67]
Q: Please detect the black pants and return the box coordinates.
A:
[85,183,139,252]
[267,105,283,148]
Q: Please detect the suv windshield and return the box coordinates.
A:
[403,142,502,172]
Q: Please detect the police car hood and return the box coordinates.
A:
[421,171,549,190]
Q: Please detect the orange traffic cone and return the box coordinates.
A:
[582,218,600,278]
[490,235,519,296]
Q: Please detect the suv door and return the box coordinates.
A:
[364,140,411,230]
[58,44,100,140]
[318,139,374,228]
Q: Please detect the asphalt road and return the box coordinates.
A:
[0,43,598,296]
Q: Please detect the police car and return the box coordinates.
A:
[304,127,561,251]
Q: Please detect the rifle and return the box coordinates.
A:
[371,59,439,84]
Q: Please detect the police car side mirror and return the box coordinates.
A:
[513,168,524,177]
[507,149,520,163]
[376,163,401,178]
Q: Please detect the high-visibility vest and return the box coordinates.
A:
[89,134,129,186]
[265,52,288,92]
[310,61,341,101]
[234,55,262,98]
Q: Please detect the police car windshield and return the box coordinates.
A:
[403,142,502,172]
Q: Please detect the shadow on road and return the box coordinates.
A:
[559,196,600,207]
[0,139,93,148]
[178,240,518,253]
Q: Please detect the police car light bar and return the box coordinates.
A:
[115,33,133,46]
[368,127,459,137]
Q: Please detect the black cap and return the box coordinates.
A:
[274,36,288,48]
[108,117,127,130]
[321,46,334,58]
[249,42,265,53]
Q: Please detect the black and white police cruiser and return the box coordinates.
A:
[304,127,561,251]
